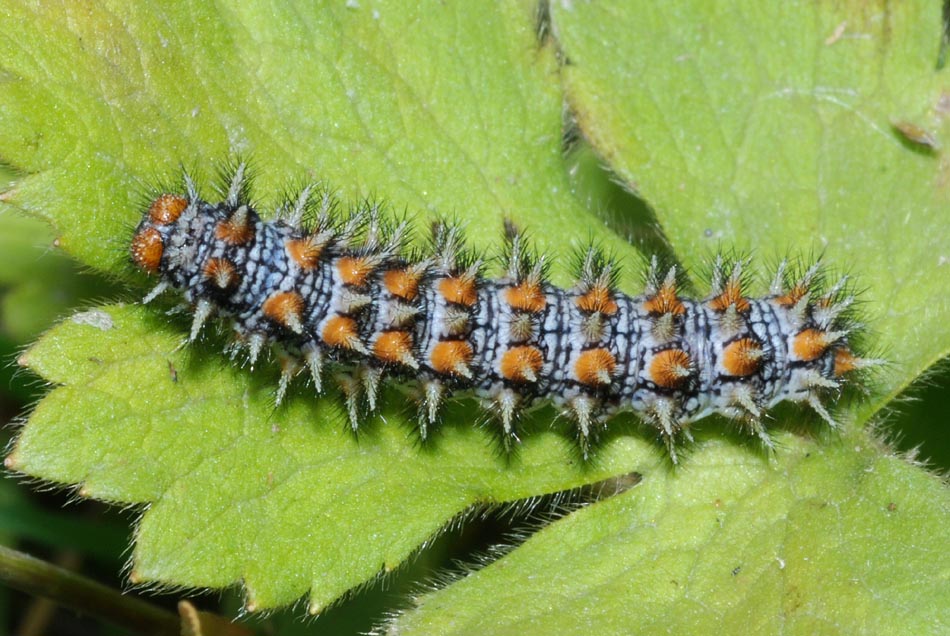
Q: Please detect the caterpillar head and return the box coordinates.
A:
[130,194,189,274]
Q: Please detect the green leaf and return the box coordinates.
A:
[0,0,629,278]
[9,304,647,611]
[2,0,949,631]
[553,0,950,411]
[390,431,950,636]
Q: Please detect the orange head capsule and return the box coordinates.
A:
[148,194,188,225]
[131,227,164,273]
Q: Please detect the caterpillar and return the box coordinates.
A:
[130,164,874,461]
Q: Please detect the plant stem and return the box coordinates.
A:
[0,544,179,636]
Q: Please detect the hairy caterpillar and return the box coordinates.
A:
[130,165,873,461]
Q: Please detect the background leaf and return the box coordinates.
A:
[0,0,631,276]
[552,0,950,410]
[389,432,950,636]
[1,0,948,632]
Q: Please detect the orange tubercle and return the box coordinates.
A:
[644,284,685,316]
[576,286,618,315]
[438,275,477,306]
[285,237,323,270]
[721,338,763,377]
[500,346,544,383]
[131,227,164,273]
[709,281,750,313]
[215,209,253,245]
[776,284,808,308]
[649,349,692,389]
[504,282,546,313]
[262,291,305,332]
[430,340,474,377]
[793,328,832,362]
[322,315,361,349]
[373,330,415,366]
[834,348,858,376]
[384,268,421,300]
[574,348,616,386]
[148,194,188,225]
[203,257,238,290]
[336,256,374,287]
